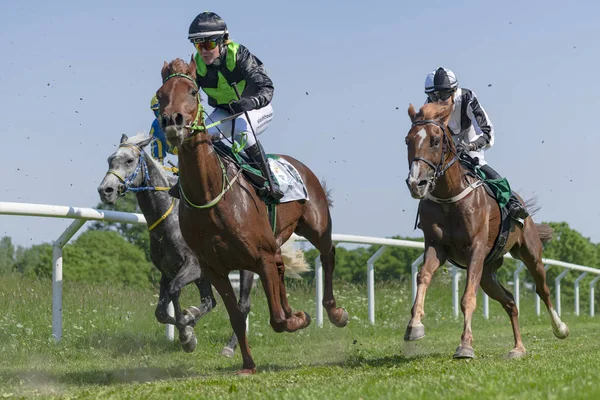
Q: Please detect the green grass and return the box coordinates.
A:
[1,273,600,399]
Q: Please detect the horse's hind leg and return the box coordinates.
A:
[296,212,348,327]
[514,226,569,339]
[480,259,526,359]
[221,270,255,358]
[180,278,217,328]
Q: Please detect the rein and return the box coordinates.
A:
[410,119,481,204]
[105,143,174,231]
[161,72,243,210]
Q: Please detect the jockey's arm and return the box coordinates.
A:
[236,45,274,109]
[466,91,494,150]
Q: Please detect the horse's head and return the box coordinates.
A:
[156,57,202,148]
[404,102,454,199]
[97,133,152,204]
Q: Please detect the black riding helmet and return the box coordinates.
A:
[188,11,228,43]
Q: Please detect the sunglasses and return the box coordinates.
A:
[428,90,454,102]
[193,38,221,51]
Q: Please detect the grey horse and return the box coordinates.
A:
[97,133,308,356]
[97,133,248,353]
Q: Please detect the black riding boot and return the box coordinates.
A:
[168,180,181,199]
[480,164,529,220]
[245,142,284,202]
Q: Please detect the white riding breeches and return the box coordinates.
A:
[205,104,273,149]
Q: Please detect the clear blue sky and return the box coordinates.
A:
[1,0,599,248]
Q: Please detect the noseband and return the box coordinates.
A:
[409,119,457,188]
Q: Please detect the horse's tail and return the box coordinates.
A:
[280,236,310,279]
[535,223,554,244]
[523,197,553,243]
[321,179,334,208]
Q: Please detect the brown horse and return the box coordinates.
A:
[155,58,348,374]
[403,102,568,359]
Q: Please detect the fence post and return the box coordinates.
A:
[367,246,387,325]
[411,254,424,304]
[514,262,526,312]
[574,272,588,316]
[166,302,175,341]
[555,269,570,317]
[590,275,600,317]
[482,290,489,319]
[315,256,323,327]
[452,265,461,318]
[52,219,86,342]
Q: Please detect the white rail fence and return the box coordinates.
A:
[2,201,600,342]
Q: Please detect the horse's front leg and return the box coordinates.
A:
[404,245,446,341]
[221,270,255,358]
[155,275,176,325]
[454,242,486,359]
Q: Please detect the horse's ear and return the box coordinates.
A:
[120,134,128,144]
[187,54,197,79]
[137,136,153,149]
[161,61,170,81]
[408,104,417,122]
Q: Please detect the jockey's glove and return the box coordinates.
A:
[229,97,258,114]
[462,136,488,152]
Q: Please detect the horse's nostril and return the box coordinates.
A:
[104,187,114,194]
[417,180,428,187]
[175,113,184,126]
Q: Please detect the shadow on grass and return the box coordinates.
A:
[0,366,205,389]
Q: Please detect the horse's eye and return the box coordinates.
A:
[191,90,198,97]
[126,158,135,164]
[431,137,441,147]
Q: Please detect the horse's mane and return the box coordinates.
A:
[417,102,450,122]
[164,58,193,75]
[123,133,174,184]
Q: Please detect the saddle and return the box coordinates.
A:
[447,151,514,268]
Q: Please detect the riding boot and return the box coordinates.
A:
[480,164,529,220]
[244,142,284,202]
[168,179,181,199]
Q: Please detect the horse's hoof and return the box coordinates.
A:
[236,368,257,376]
[453,345,475,359]
[553,322,569,339]
[304,311,312,328]
[220,347,235,358]
[330,308,349,328]
[404,323,425,342]
[507,348,526,359]
[179,326,196,353]
[181,335,197,353]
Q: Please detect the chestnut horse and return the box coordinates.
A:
[155,58,348,374]
[403,102,568,359]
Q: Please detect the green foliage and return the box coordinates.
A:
[14,243,53,278]
[0,236,16,274]
[63,230,158,288]
[304,235,424,283]
[9,231,158,288]
[90,192,151,260]
[2,276,600,399]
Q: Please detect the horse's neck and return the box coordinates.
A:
[429,157,469,199]
[135,151,172,221]
[178,135,224,205]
